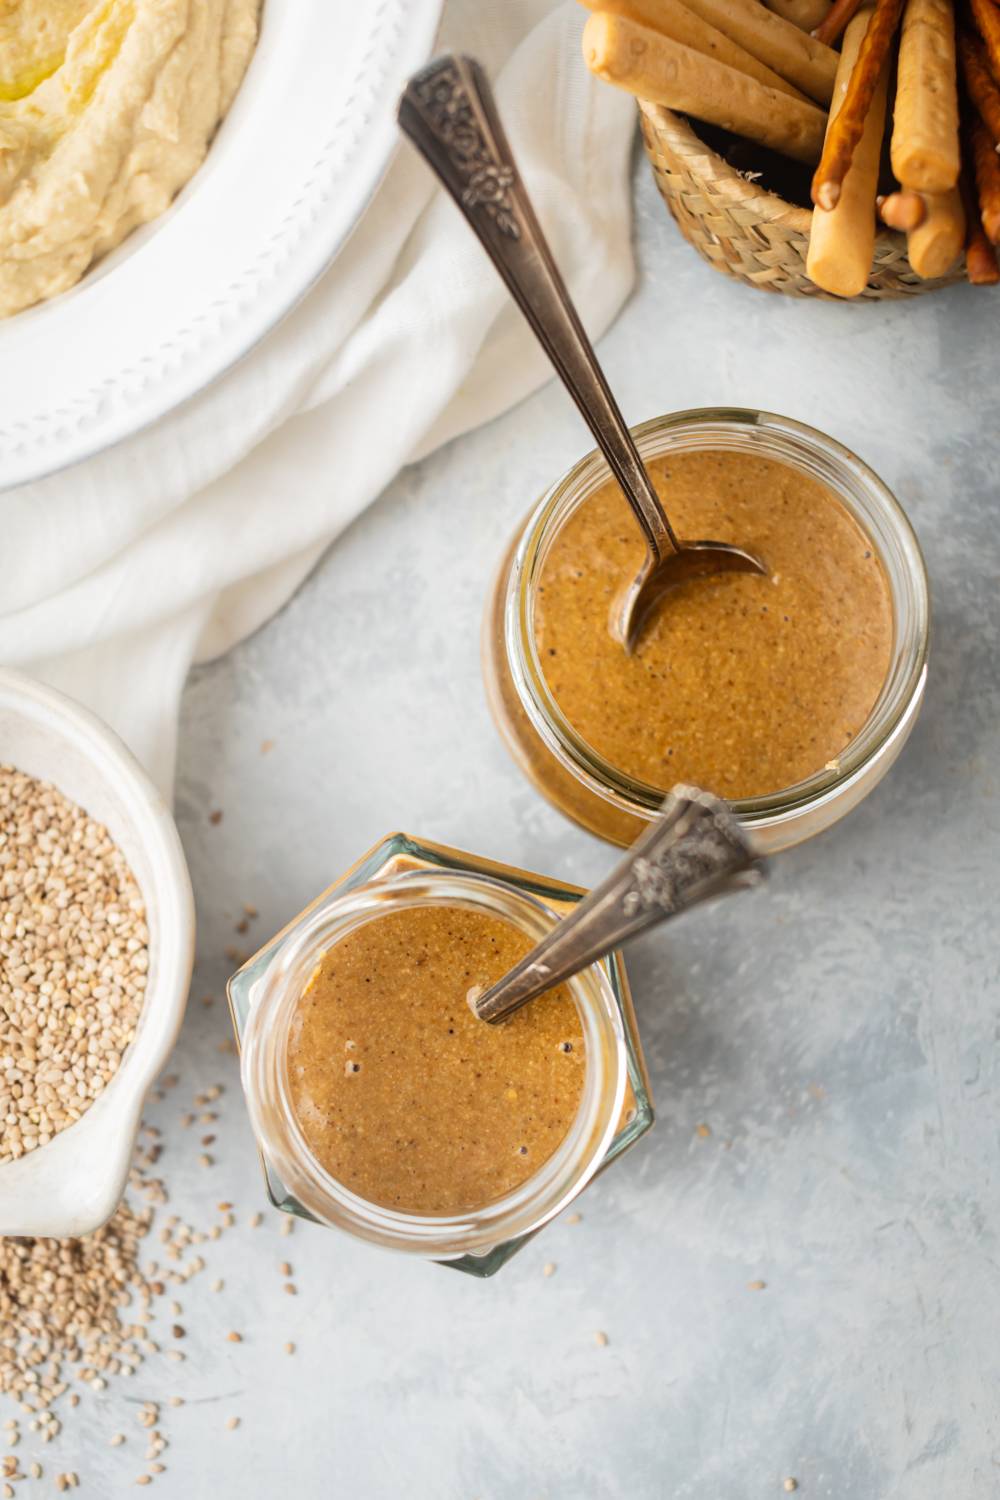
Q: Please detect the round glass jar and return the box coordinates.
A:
[483,408,930,854]
[240,867,628,1262]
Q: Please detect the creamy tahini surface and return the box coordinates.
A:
[534,449,893,800]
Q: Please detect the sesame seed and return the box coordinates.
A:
[110,1435,125,1448]
[783,1482,798,1493]
[566,1213,582,1225]
[543,1263,556,1278]
[594,1331,609,1347]
[747,1280,767,1291]
[225,1418,240,1431]
[283,1284,297,1296]
[284,1343,295,1356]
[226,1332,242,1344]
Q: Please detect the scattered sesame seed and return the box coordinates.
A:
[211,1280,224,1293]
[197,1155,212,1169]
[249,1213,262,1228]
[566,1213,582,1226]
[695,1123,712,1138]
[226,1332,242,1343]
[225,1418,240,1431]
[110,1435,125,1448]
[783,1482,798,1493]
[135,1478,151,1488]
[167,1399,183,1409]
[284,1343,295,1356]
[747,1280,767,1291]
[283,1283,297,1296]
[3,1482,12,1498]
[280,1219,293,1236]
[543,1263,556,1278]
[594,1331,609,1347]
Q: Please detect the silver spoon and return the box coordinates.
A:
[397,54,767,652]
[470,783,764,1025]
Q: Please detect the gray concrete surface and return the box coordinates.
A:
[68,158,1000,1495]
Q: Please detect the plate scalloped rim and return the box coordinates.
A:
[0,0,443,491]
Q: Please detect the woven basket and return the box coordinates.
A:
[639,101,966,299]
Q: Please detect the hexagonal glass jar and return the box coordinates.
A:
[227,832,653,1278]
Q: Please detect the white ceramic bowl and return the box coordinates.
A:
[0,670,195,1236]
[0,0,443,491]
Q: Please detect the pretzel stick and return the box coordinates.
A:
[575,0,811,101]
[969,0,1000,87]
[907,186,965,275]
[878,189,927,228]
[765,0,832,29]
[814,0,865,44]
[961,168,1000,280]
[891,0,960,192]
[806,10,889,294]
[681,0,838,104]
[812,0,905,210]
[581,13,827,162]
[959,32,1000,145]
[969,112,1000,238]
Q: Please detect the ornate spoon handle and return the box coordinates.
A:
[397,52,677,560]
[472,786,765,1025]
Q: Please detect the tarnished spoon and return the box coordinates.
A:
[471,784,765,1026]
[397,54,767,652]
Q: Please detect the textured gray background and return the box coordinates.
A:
[70,157,999,1496]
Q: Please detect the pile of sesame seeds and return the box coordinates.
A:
[0,1070,300,1489]
[0,766,148,1162]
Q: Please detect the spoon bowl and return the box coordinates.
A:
[615,534,768,651]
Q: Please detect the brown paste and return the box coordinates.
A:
[534,449,893,800]
[286,904,585,1216]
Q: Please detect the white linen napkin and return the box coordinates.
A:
[0,0,635,795]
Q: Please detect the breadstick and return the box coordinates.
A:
[814,0,865,45]
[680,0,838,104]
[878,189,927,229]
[765,0,832,30]
[961,169,1000,281]
[806,11,889,295]
[812,0,905,210]
[969,113,1000,239]
[969,0,1000,89]
[906,186,965,275]
[581,13,827,162]
[959,32,1000,146]
[891,0,960,192]
[575,0,810,101]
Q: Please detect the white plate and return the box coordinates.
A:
[0,0,443,492]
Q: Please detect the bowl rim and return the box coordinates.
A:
[0,668,195,1236]
[0,0,444,491]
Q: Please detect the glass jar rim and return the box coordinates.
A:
[240,868,627,1258]
[505,407,930,833]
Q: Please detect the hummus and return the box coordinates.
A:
[0,0,260,318]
